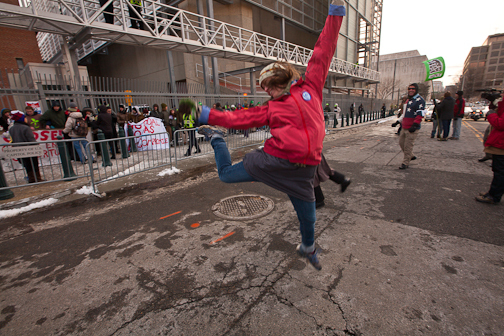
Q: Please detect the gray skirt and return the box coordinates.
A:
[243,149,316,202]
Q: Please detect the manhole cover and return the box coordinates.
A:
[212,194,275,220]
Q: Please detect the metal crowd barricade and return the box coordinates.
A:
[86,131,173,193]
[172,126,271,166]
[0,137,94,191]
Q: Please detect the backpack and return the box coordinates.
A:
[74,117,88,137]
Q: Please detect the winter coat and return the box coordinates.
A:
[0,108,11,131]
[401,94,425,129]
[40,107,67,128]
[437,96,455,121]
[150,109,163,119]
[63,111,87,138]
[96,111,113,136]
[208,8,344,166]
[9,121,36,143]
[117,111,131,126]
[453,98,465,119]
[130,113,144,123]
[25,114,42,130]
[485,101,504,150]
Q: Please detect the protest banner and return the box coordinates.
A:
[0,129,63,172]
[127,117,170,151]
[423,57,445,82]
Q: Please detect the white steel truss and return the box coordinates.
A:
[0,0,379,83]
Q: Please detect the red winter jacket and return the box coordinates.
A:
[453,98,465,118]
[208,9,344,166]
[485,100,504,150]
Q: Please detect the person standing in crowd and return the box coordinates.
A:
[436,92,455,141]
[381,103,387,118]
[116,104,130,129]
[475,100,504,204]
[129,0,144,30]
[196,0,346,270]
[63,102,94,164]
[150,104,162,119]
[324,103,331,113]
[9,111,44,183]
[130,107,144,123]
[99,0,114,24]
[358,103,364,119]
[334,103,341,122]
[431,106,441,138]
[96,105,116,159]
[0,108,12,131]
[40,101,66,129]
[142,108,150,119]
[450,91,465,140]
[397,83,425,169]
[314,154,351,208]
[182,102,201,156]
[160,103,172,139]
[24,106,41,131]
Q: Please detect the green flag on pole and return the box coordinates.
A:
[423,57,445,81]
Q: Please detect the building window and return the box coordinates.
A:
[491,51,499,57]
[482,46,489,53]
[498,65,504,71]
[500,58,504,63]
[491,43,501,49]
[479,54,487,60]
[471,55,478,61]
[16,58,24,70]
[488,66,496,72]
[489,58,497,65]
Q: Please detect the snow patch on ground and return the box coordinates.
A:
[0,198,58,219]
[158,167,181,177]
[74,185,95,195]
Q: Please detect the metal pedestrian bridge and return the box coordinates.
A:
[0,0,380,83]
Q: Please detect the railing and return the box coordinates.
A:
[0,0,380,82]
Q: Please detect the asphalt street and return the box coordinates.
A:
[0,118,503,336]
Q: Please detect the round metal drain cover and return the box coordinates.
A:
[212,194,275,220]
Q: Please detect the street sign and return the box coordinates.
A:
[2,145,44,159]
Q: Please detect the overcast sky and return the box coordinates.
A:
[379,0,504,87]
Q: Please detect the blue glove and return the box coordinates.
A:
[199,105,210,125]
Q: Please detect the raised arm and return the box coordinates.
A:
[304,1,346,97]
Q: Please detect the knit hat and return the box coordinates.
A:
[10,110,25,122]
[161,103,167,109]
[69,102,77,109]
[259,63,285,87]
[52,101,60,107]
[230,105,236,110]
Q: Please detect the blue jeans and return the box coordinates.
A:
[73,138,89,163]
[442,120,451,139]
[489,154,504,202]
[452,118,462,138]
[211,136,316,248]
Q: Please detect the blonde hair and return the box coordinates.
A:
[259,62,300,89]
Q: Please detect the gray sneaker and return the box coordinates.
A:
[296,244,322,270]
[198,125,227,140]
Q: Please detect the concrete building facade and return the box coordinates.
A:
[373,50,428,103]
[462,33,504,99]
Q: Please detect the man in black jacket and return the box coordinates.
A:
[436,92,455,141]
[9,111,45,183]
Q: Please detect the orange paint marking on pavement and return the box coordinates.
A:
[210,231,235,244]
[190,223,200,228]
[159,211,181,220]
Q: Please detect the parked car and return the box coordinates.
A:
[423,105,435,121]
[482,106,490,120]
[464,107,474,119]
